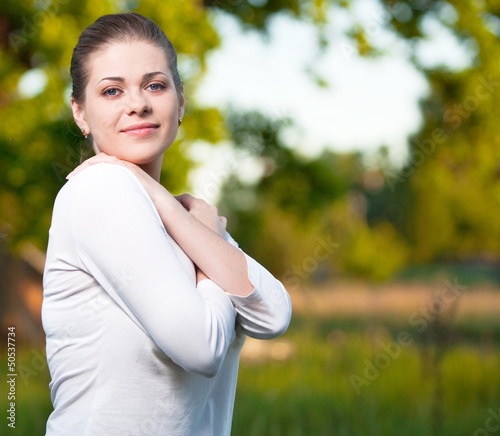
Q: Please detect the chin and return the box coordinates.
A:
[121,154,160,166]
[113,147,165,165]
[96,139,170,165]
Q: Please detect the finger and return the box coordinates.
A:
[66,160,91,179]
[84,152,114,165]
[66,153,109,179]
[174,194,193,210]
[175,194,206,210]
[174,193,192,201]
[66,153,122,179]
[217,216,227,237]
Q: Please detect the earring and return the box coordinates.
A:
[178,117,183,126]
[81,128,88,139]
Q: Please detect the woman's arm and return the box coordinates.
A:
[158,193,254,296]
[69,163,237,377]
[68,154,254,296]
[223,232,292,339]
[68,154,292,338]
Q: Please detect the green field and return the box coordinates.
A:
[233,315,500,435]
[2,312,500,435]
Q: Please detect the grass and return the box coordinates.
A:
[1,313,499,435]
[232,315,500,436]
[394,262,500,287]
[2,348,52,435]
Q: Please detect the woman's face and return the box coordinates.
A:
[71,40,184,166]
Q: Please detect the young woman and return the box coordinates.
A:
[42,13,291,436]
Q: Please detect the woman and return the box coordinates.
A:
[42,13,291,436]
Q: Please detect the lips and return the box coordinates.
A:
[121,123,159,136]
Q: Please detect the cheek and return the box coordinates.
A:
[87,104,121,138]
[158,97,179,117]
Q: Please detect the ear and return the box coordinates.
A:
[71,96,89,135]
[177,84,185,121]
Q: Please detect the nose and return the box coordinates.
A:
[125,90,151,115]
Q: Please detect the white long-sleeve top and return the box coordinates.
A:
[42,163,291,436]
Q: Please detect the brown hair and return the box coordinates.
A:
[70,13,182,105]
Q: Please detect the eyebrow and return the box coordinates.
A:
[97,71,168,85]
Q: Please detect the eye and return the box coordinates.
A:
[147,82,167,92]
[102,88,121,97]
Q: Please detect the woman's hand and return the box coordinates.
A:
[67,153,250,293]
[67,153,173,210]
[175,194,227,238]
[67,152,138,179]
[67,154,228,238]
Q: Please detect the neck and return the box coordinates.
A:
[139,154,164,182]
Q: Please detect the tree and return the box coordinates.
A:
[215,0,500,278]
[0,0,223,250]
[2,0,498,280]
[373,0,500,264]
[218,111,409,280]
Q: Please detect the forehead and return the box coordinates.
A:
[87,40,170,84]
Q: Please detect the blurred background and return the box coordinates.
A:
[1,0,500,434]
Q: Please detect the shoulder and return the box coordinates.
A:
[61,163,146,201]
[56,163,152,219]
[72,162,140,189]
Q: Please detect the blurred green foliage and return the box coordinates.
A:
[0,0,223,249]
[1,0,500,282]
[378,0,500,265]
[232,316,500,436]
[218,111,409,281]
[218,0,500,280]
[3,2,499,434]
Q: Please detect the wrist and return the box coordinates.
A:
[156,193,185,228]
[196,268,210,284]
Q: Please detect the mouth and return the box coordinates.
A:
[121,123,160,137]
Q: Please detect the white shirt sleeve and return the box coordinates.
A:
[69,163,236,378]
[224,233,292,340]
